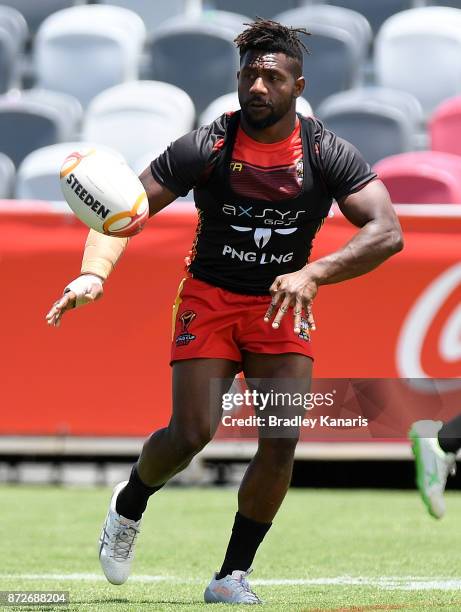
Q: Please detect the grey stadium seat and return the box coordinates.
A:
[0,152,15,198]
[81,81,195,167]
[0,89,82,166]
[145,14,241,115]
[34,5,146,106]
[207,0,299,19]
[316,87,424,165]
[0,6,28,52]
[314,0,417,33]
[0,28,17,93]
[16,142,123,201]
[0,0,77,33]
[0,6,28,93]
[425,1,461,7]
[275,5,372,108]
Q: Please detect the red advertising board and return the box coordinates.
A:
[0,202,459,436]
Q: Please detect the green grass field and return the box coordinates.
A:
[1,485,461,611]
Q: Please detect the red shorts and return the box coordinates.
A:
[170,277,314,364]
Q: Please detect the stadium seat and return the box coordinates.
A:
[15,142,123,201]
[81,81,195,167]
[425,0,461,6]
[0,89,83,166]
[34,5,146,106]
[375,7,461,115]
[207,0,299,19]
[0,6,28,53]
[95,0,187,35]
[198,92,313,125]
[429,95,461,156]
[0,6,28,92]
[0,152,15,198]
[316,87,424,165]
[317,0,416,33]
[0,0,77,33]
[275,5,372,108]
[145,14,241,115]
[374,151,461,203]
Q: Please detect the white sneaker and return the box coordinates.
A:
[204,568,262,604]
[409,420,457,519]
[98,481,142,584]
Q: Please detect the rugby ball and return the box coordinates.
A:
[60,148,149,237]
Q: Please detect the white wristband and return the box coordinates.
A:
[64,274,103,307]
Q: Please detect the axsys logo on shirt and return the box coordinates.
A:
[221,203,305,264]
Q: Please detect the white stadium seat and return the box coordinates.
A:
[199,92,313,126]
[96,0,188,35]
[15,142,123,201]
[34,5,146,106]
[375,6,461,114]
[81,81,195,167]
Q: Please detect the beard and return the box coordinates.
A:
[240,96,294,130]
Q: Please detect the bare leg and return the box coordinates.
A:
[137,358,239,486]
[239,352,312,522]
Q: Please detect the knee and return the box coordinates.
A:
[168,424,212,460]
[258,436,299,461]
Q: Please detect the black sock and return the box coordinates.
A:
[438,415,461,454]
[115,465,164,521]
[216,512,272,579]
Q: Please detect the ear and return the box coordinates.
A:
[294,76,305,98]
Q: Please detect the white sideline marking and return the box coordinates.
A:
[1,574,461,590]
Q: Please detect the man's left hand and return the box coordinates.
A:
[264,266,318,334]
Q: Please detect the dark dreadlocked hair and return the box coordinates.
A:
[234,18,310,68]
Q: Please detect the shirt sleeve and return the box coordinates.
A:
[150,119,225,197]
[319,128,377,201]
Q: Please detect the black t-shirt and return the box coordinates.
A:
[151,112,376,295]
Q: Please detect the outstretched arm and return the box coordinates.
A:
[265,180,404,333]
[45,169,177,327]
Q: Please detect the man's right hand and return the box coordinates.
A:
[45,274,104,327]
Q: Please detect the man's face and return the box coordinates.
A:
[238,50,304,130]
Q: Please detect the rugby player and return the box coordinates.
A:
[409,417,459,519]
[46,19,403,604]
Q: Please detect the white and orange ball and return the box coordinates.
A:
[60,148,149,237]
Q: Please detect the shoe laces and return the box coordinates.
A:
[111,517,140,561]
[231,569,261,603]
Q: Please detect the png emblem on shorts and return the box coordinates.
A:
[298,317,311,342]
[176,310,197,346]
